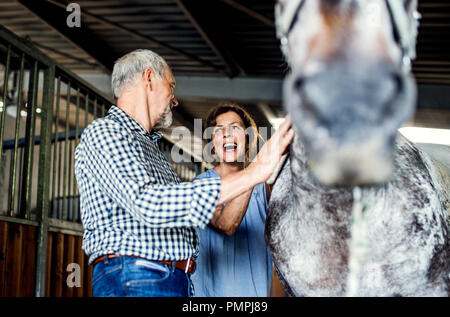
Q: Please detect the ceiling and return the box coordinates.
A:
[0,0,284,78]
[0,0,449,132]
[0,0,448,82]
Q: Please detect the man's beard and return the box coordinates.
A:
[154,102,173,129]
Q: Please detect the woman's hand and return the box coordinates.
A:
[216,116,294,207]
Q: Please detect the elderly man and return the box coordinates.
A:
[74,49,294,297]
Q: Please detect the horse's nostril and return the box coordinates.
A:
[380,72,405,119]
[294,77,305,90]
[342,168,358,185]
[392,72,404,94]
[378,71,405,120]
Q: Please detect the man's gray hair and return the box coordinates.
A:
[111,49,168,98]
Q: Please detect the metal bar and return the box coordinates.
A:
[7,53,25,217]
[51,76,61,217]
[72,88,80,222]
[0,25,54,67]
[93,97,97,119]
[67,138,73,220]
[84,93,89,128]
[0,24,111,105]
[2,128,85,150]
[35,64,55,297]
[55,66,112,109]
[0,215,38,227]
[48,218,83,236]
[173,76,283,101]
[20,60,39,219]
[57,136,62,218]
[194,162,202,177]
[0,45,11,192]
[62,81,71,220]
[17,147,24,216]
[8,150,14,210]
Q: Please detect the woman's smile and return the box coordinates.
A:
[223,142,238,152]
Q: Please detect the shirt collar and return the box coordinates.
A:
[107,105,163,141]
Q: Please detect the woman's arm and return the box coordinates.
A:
[265,183,273,202]
[209,115,294,233]
[210,188,253,236]
[210,180,272,236]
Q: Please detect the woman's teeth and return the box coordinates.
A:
[224,143,237,151]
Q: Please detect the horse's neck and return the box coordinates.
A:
[288,132,444,185]
[405,136,450,217]
[287,132,448,211]
[289,134,309,182]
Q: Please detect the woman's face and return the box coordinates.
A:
[212,111,247,163]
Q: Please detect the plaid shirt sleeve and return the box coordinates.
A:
[78,119,221,229]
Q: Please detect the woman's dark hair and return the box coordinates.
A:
[205,102,259,164]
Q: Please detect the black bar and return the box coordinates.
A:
[2,128,86,150]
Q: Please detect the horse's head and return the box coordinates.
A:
[276,0,419,186]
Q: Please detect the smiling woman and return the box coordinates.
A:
[191,103,283,297]
[206,102,259,166]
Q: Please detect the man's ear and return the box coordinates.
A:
[143,68,153,90]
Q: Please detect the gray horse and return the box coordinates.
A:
[267,0,449,296]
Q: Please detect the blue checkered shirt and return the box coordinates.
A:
[75,106,221,265]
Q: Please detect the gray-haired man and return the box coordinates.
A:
[75,49,294,297]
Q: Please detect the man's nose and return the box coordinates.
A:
[172,96,179,107]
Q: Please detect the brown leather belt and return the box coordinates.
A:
[92,254,196,273]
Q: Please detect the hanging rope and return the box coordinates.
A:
[346,186,370,297]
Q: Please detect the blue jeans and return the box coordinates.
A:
[92,256,192,297]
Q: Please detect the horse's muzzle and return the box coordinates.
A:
[284,59,417,186]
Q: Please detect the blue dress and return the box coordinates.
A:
[191,169,272,297]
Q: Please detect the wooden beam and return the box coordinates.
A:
[413,67,450,73]
[174,0,246,77]
[220,0,275,28]
[17,0,116,72]
[48,0,226,74]
[29,40,100,69]
[175,0,240,78]
[256,102,280,129]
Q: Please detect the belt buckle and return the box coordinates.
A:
[184,258,196,274]
[185,258,191,274]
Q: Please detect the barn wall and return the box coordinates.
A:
[0,220,92,297]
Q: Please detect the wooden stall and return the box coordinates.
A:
[0,219,92,297]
